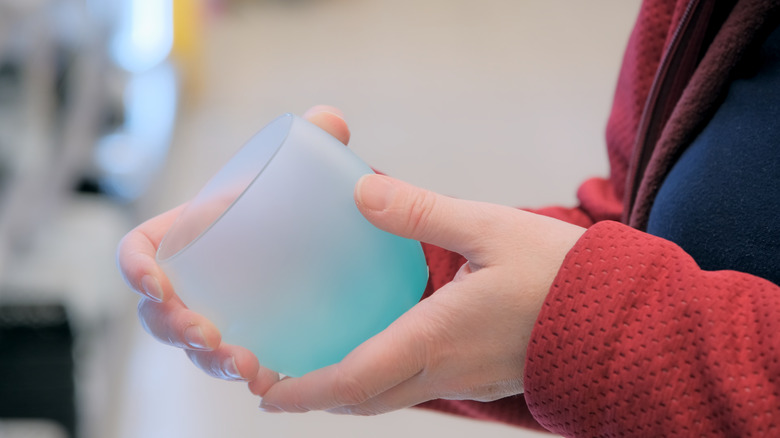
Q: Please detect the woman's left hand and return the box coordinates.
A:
[259,174,586,415]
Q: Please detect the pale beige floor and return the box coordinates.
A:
[115,1,641,437]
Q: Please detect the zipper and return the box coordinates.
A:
[623,0,717,225]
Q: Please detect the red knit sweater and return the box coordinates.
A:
[418,1,780,436]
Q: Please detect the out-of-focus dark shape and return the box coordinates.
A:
[0,303,75,437]
[0,1,181,436]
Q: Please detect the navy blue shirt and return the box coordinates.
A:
[647,25,780,285]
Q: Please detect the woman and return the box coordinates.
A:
[118,0,780,435]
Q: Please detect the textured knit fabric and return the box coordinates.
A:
[647,25,780,285]
[416,0,780,436]
[526,221,780,436]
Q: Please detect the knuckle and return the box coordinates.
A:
[404,190,437,238]
[122,252,156,292]
[185,349,220,379]
[136,299,181,347]
[472,380,522,402]
[332,369,372,406]
[184,349,205,370]
[472,387,505,402]
[136,299,155,329]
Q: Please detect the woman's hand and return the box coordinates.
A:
[258,174,586,414]
[118,104,586,412]
[116,105,351,396]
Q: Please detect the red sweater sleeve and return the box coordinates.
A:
[417,178,780,436]
[524,220,780,436]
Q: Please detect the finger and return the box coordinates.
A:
[303,105,350,145]
[137,297,221,350]
[248,367,284,397]
[116,204,187,302]
[185,344,271,384]
[354,174,509,264]
[325,373,432,416]
[259,301,435,413]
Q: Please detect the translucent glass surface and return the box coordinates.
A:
[157,114,428,377]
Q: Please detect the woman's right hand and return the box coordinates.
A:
[116,105,351,396]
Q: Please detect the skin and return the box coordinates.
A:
[116,105,586,415]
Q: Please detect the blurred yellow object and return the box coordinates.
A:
[172,0,205,98]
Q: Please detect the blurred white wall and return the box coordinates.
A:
[150,0,641,212]
[117,1,641,438]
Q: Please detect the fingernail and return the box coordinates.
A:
[259,400,283,413]
[183,325,209,350]
[222,356,245,381]
[356,175,397,212]
[141,275,164,302]
[303,105,344,119]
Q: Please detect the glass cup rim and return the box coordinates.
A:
[156,113,297,264]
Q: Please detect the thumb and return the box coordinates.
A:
[354,174,498,261]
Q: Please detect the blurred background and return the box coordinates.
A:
[0,0,640,437]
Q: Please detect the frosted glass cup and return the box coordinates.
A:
[156,114,428,377]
